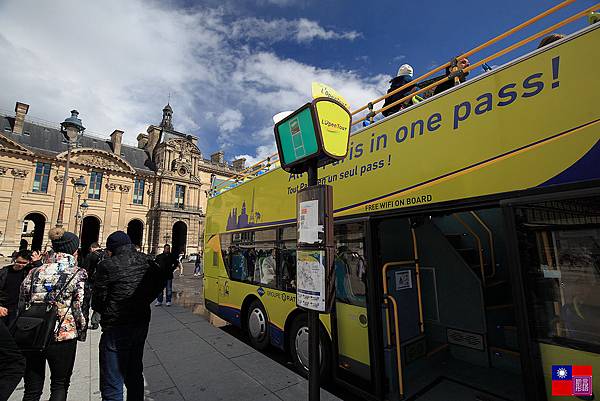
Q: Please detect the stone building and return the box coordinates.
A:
[0,101,241,256]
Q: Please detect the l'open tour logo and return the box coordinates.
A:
[552,365,592,397]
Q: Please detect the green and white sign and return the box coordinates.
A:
[275,105,319,166]
[274,98,352,174]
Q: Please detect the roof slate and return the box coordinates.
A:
[1,115,153,173]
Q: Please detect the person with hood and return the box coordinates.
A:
[93,231,174,401]
[18,228,87,401]
[382,64,418,117]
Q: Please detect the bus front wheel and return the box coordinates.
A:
[246,300,270,351]
[289,314,332,382]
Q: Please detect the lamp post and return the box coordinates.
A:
[56,110,85,227]
[78,199,89,239]
[73,176,88,236]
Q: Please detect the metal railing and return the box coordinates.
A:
[154,202,203,213]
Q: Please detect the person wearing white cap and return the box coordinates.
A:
[382,63,418,117]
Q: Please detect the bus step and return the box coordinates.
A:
[444,233,465,248]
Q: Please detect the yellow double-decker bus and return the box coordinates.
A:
[203,12,600,401]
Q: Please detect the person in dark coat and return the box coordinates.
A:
[154,244,178,306]
[382,64,418,117]
[82,242,105,330]
[0,251,38,401]
[0,249,42,327]
[92,231,175,401]
[433,57,470,96]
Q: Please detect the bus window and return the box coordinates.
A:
[279,226,297,292]
[516,198,600,347]
[220,233,233,275]
[253,229,277,286]
[334,222,367,307]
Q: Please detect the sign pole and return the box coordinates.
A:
[306,162,320,401]
[273,91,351,401]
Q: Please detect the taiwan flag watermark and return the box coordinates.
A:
[552,365,593,397]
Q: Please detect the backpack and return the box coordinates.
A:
[10,269,79,352]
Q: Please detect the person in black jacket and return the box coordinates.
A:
[82,242,104,330]
[0,249,42,327]
[0,249,39,401]
[382,64,418,118]
[433,57,470,96]
[154,244,178,306]
[92,231,174,401]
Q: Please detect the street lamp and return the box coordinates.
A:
[73,176,87,236]
[56,110,85,227]
[78,199,89,239]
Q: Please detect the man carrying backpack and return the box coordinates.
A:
[92,231,175,401]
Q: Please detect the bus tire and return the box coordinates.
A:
[289,314,332,382]
[246,300,270,351]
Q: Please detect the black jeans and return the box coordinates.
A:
[23,339,77,401]
[99,324,149,401]
[0,319,25,401]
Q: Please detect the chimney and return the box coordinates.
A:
[211,151,225,164]
[110,130,123,155]
[13,102,29,134]
[146,125,161,154]
[232,158,246,170]
[137,133,148,149]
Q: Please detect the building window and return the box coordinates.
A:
[174,184,185,209]
[32,162,51,193]
[133,178,144,205]
[88,171,103,200]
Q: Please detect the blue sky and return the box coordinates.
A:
[0,0,596,166]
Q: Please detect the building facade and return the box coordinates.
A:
[0,101,242,256]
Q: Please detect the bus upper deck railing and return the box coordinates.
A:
[209,0,599,197]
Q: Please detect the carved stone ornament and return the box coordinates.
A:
[0,166,8,176]
[77,155,121,171]
[11,168,29,179]
[53,175,64,183]
[119,185,131,193]
[57,148,136,174]
[0,134,35,155]
[105,183,117,191]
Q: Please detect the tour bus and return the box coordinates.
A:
[203,13,600,401]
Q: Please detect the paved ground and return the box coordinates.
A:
[9,263,342,401]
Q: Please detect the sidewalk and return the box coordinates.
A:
[9,303,342,401]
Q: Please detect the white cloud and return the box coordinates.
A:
[234,142,278,167]
[0,0,386,165]
[230,17,361,44]
[217,109,243,132]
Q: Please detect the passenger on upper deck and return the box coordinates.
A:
[537,33,565,48]
[381,64,418,117]
[433,57,470,96]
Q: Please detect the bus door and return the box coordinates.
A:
[332,220,375,393]
[374,217,424,400]
[506,193,600,401]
